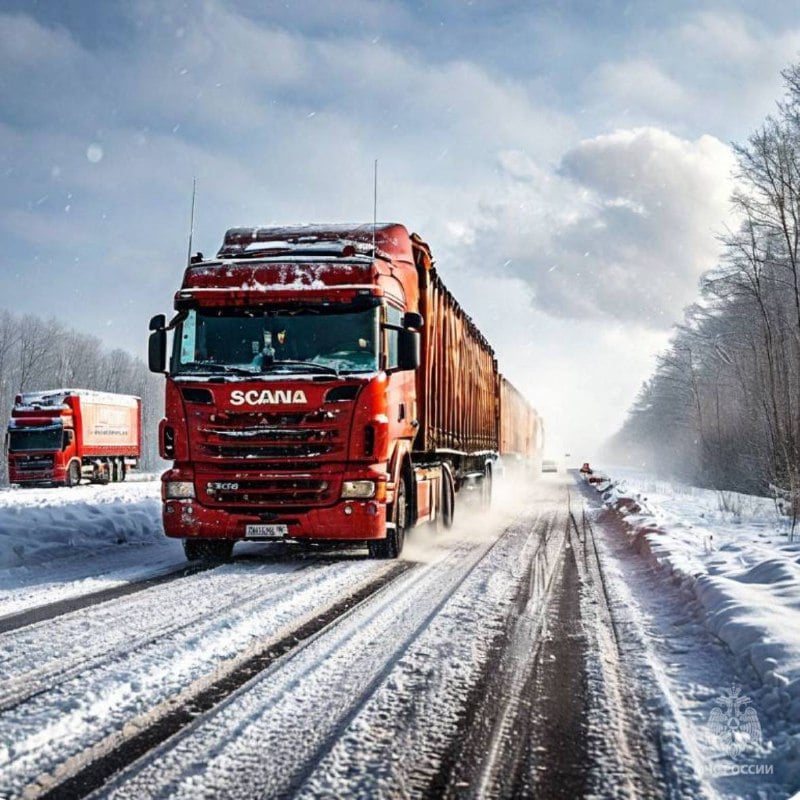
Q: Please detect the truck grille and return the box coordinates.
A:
[195,412,346,462]
[201,476,335,511]
[14,456,55,472]
[192,408,350,511]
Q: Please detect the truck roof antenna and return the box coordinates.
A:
[372,159,378,256]
[186,177,197,268]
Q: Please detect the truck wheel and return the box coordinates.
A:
[369,475,407,559]
[66,461,81,488]
[441,466,455,529]
[183,539,234,563]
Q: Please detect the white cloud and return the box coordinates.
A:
[581,11,800,138]
[0,13,83,66]
[588,60,688,118]
[458,127,736,328]
[679,11,765,63]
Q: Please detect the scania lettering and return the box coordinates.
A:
[230,389,308,406]
[149,223,543,562]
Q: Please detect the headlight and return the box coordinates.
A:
[165,481,195,499]
[341,480,376,499]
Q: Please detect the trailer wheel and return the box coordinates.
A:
[441,465,455,529]
[369,475,407,559]
[66,461,81,488]
[95,461,110,485]
[183,539,234,563]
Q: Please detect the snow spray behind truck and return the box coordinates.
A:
[148,224,542,562]
[5,389,141,486]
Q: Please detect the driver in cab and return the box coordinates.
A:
[250,328,294,369]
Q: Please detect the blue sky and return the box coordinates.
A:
[1,0,799,455]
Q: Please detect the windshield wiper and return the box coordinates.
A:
[180,362,257,376]
[339,368,377,374]
[265,360,340,376]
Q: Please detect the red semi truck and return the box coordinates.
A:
[5,389,141,487]
[148,223,542,561]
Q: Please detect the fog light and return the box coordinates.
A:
[165,504,175,514]
[343,504,353,516]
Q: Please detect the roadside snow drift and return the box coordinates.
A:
[0,480,163,569]
[589,470,800,788]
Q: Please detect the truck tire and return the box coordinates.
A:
[96,464,110,485]
[369,475,407,559]
[66,461,81,488]
[441,465,455,529]
[183,539,234,563]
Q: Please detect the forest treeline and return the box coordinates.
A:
[607,65,800,500]
[0,309,163,483]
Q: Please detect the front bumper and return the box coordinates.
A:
[162,497,387,541]
[8,466,65,484]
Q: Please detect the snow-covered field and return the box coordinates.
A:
[0,479,182,617]
[590,468,800,796]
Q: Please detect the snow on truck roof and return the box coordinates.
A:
[15,389,140,410]
[216,223,422,263]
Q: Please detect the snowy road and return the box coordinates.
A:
[0,474,765,798]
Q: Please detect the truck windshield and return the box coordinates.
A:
[171,307,380,376]
[8,427,62,452]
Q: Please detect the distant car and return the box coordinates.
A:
[579,462,592,475]
[541,459,558,473]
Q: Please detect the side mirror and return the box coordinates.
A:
[397,329,420,371]
[149,329,167,373]
[149,314,167,373]
[149,314,166,332]
[403,312,423,329]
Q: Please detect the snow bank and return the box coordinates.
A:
[591,473,800,690]
[0,481,163,569]
[585,471,800,789]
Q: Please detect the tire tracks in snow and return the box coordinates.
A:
[87,533,517,799]
[0,559,328,713]
[0,563,211,635]
[14,560,412,800]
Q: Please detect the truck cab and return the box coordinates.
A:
[150,224,440,562]
[6,413,77,486]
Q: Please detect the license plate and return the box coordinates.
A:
[245,524,289,539]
